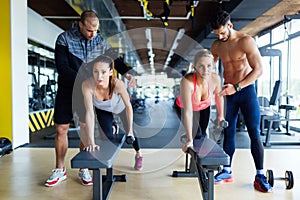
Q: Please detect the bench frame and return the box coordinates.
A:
[71,134,126,200]
[173,137,229,200]
[92,168,126,200]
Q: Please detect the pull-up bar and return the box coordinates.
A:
[284,13,300,22]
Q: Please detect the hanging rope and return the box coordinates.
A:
[139,0,153,20]
[154,0,173,27]
[187,0,195,29]
[163,26,167,48]
[139,0,173,27]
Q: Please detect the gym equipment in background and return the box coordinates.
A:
[259,47,300,146]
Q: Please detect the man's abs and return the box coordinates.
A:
[222,60,252,84]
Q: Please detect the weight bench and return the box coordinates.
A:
[71,134,126,200]
[173,137,229,200]
[262,116,300,147]
[260,80,300,146]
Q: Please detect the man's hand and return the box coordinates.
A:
[219,83,236,96]
[125,74,136,88]
[84,144,100,152]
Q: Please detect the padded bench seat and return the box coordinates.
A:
[71,134,126,200]
[188,137,229,200]
[190,137,229,166]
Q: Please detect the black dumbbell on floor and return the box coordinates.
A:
[266,169,294,189]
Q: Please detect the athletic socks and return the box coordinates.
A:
[256,169,264,175]
[221,168,264,176]
[223,167,231,173]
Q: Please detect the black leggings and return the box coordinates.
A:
[173,102,210,139]
[94,107,140,152]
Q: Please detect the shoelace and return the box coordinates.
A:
[80,169,91,179]
[256,174,268,184]
[215,171,225,176]
[260,175,268,184]
[50,169,64,179]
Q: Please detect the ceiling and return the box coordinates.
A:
[28,0,300,76]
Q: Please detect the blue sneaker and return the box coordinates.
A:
[214,169,233,184]
[254,174,273,192]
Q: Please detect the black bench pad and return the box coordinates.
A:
[190,137,229,166]
[71,134,125,169]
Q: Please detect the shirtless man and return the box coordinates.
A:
[210,10,272,192]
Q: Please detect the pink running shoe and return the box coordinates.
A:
[134,155,143,170]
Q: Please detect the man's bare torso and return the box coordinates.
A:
[212,32,253,84]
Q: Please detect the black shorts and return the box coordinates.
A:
[54,86,86,124]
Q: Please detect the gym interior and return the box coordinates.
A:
[1,0,300,199]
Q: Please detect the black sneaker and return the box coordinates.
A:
[254,174,273,192]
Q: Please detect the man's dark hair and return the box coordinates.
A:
[80,10,99,23]
[211,10,230,30]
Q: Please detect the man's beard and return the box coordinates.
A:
[220,28,231,42]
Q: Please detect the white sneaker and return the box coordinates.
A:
[45,168,67,187]
[78,169,93,186]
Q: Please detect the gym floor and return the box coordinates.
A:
[1,100,300,200]
[0,148,299,200]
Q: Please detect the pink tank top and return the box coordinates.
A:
[176,73,211,111]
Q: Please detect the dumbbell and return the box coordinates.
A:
[266,169,294,189]
[220,120,229,128]
[212,119,228,129]
[126,135,135,144]
[180,135,188,144]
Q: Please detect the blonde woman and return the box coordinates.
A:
[174,49,225,152]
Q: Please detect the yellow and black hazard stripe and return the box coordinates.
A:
[28,109,55,133]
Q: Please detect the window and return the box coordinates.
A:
[257,22,300,129]
[257,32,270,47]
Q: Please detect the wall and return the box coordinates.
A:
[0,3,64,148]
[28,8,63,49]
[0,0,13,143]
[10,0,29,148]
